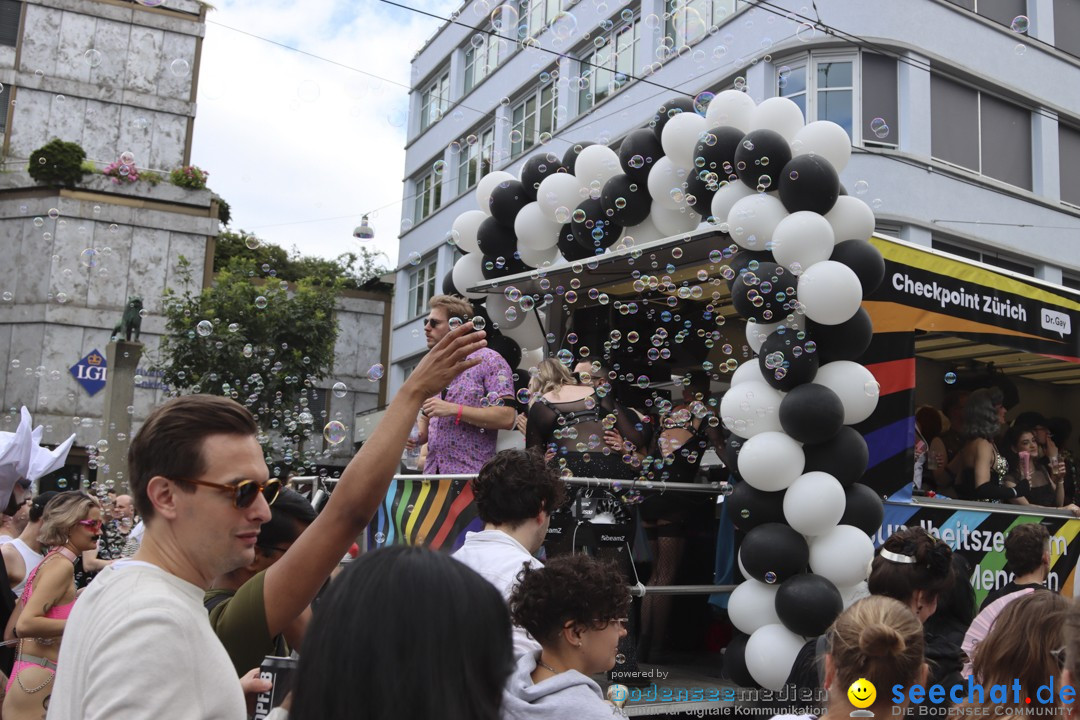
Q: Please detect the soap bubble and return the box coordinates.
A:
[254,296,268,309]
[323,421,347,445]
[170,58,191,77]
[332,381,348,397]
[196,320,213,337]
[944,372,957,385]
[367,364,385,382]
[1010,15,1029,33]
[471,315,487,330]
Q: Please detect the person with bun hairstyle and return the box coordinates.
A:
[1063,595,1080,717]
[503,554,630,720]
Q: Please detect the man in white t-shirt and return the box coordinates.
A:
[48,395,277,720]
[453,448,566,658]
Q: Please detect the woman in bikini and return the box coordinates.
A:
[3,492,102,719]
[948,387,1032,504]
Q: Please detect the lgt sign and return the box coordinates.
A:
[70,349,108,396]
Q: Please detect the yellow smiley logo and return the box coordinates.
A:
[847,678,876,709]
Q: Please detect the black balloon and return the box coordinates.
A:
[775,574,843,638]
[651,97,698,143]
[840,483,884,536]
[722,633,759,688]
[520,153,564,200]
[480,253,528,281]
[758,327,819,392]
[726,481,786,532]
[600,175,651,226]
[488,180,530,228]
[562,141,596,174]
[831,239,886,295]
[477,216,517,257]
[571,197,623,251]
[727,248,774,291]
[725,433,747,472]
[486,334,522,370]
[693,125,744,181]
[803,427,869,488]
[777,154,840,215]
[733,129,792,191]
[442,268,459,296]
[740,523,809,584]
[730,261,796,323]
[685,169,718,218]
[618,128,665,184]
[780,383,845,445]
[807,308,873,363]
[557,223,593,261]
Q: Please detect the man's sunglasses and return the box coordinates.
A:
[177,477,282,509]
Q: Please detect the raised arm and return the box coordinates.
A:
[261,323,489,638]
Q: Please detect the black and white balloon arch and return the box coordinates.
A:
[446,90,887,691]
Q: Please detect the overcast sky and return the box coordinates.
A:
[191,0,458,269]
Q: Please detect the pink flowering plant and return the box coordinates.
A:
[102,159,140,184]
[170,165,209,190]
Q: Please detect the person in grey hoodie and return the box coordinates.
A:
[503,554,630,720]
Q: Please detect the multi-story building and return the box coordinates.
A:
[392,0,1080,395]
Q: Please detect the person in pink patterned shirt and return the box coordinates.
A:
[413,295,517,474]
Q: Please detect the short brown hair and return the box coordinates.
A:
[472,449,566,528]
[428,294,473,321]
[1004,523,1050,575]
[39,492,100,547]
[128,395,259,521]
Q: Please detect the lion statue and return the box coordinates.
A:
[112,296,143,342]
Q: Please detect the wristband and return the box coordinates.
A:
[455,404,463,425]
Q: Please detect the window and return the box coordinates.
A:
[407,256,438,319]
[0,0,19,47]
[413,169,443,223]
[419,70,450,133]
[861,53,898,147]
[578,16,640,114]
[517,0,561,39]
[457,125,495,195]
[663,0,744,51]
[778,55,854,137]
[943,0,1027,29]
[1055,0,1080,59]
[464,28,500,94]
[1063,275,1080,293]
[1061,123,1080,207]
[0,84,9,135]
[402,358,422,382]
[930,75,1032,190]
[932,238,1034,276]
[511,79,557,158]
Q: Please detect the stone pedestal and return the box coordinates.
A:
[101,341,144,494]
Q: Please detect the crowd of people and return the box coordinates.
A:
[917,387,1080,515]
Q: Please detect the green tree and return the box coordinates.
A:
[155,257,344,474]
[214,231,389,290]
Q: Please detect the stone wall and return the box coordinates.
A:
[1,0,203,168]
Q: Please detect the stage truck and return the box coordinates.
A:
[322,229,1080,716]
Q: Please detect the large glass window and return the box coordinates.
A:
[419,70,450,133]
[516,0,561,39]
[663,0,745,52]
[930,75,1032,190]
[407,256,439,319]
[457,125,495,195]
[511,79,558,158]
[778,55,855,137]
[1061,123,1080,207]
[861,53,899,147]
[932,238,1034,276]
[464,28,501,94]
[1056,0,1080,60]
[0,0,19,47]
[943,0,1027,29]
[578,16,640,115]
[413,169,443,223]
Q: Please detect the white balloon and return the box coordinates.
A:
[502,309,547,350]
[519,347,545,372]
[720,381,784,438]
[574,145,622,188]
[746,624,806,691]
[728,580,781,635]
[486,293,526,330]
[771,211,836,273]
[825,195,876,242]
[710,181,755,223]
[745,314,803,354]
[622,214,665,246]
[809,525,876,588]
[748,97,806,142]
[705,89,756,132]
[536,173,585,223]
[475,171,516,216]
[730,359,768,386]
[797,260,863,325]
[661,111,707,169]
[650,202,699,236]
[783,471,847,536]
[517,243,561,268]
[451,253,486,300]
[727,193,788,251]
[647,156,689,211]
[738,431,805,492]
[813,361,880,425]
[514,202,562,251]
[451,210,486,255]
[792,121,852,173]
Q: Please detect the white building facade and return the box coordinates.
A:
[392,0,1080,395]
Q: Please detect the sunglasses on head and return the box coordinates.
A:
[177,477,282,509]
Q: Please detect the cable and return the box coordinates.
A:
[930,219,1080,231]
